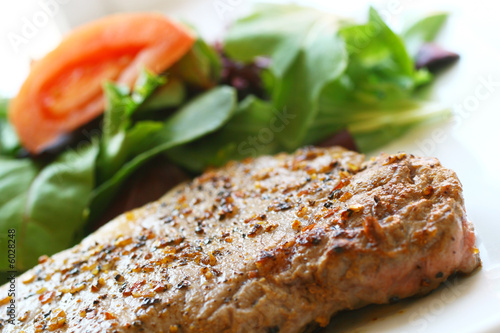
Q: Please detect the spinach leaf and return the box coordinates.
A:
[339,7,420,99]
[166,95,278,172]
[137,78,186,112]
[225,4,320,78]
[98,69,166,182]
[156,86,236,144]
[101,69,166,139]
[271,23,347,149]
[402,13,448,57]
[0,143,98,270]
[0,159,39,270]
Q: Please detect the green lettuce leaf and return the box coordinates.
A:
[166,95,278,172]
[97,69,166,182]
[0,142,98,270]
[304,8,446,148]
[338,8,421,102]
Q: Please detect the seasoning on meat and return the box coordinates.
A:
[0,146,480,332]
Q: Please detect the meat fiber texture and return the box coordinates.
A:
[0,147,480,332]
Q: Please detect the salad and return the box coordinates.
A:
[0,4,456,271]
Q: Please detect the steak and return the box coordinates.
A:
[0,147,480,332]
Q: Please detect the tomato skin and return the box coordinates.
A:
[9,13,195,154]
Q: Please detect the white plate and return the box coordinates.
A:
[2,0,499,332]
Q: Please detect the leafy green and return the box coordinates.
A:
[156,86,236,144]
[137,78,186,112]
[310,96,450,151]
[0,99,6,116]
[0,99,21,157]
[224,4,449,153]
[402,13,448,57]
[171,38,222,88]
[166,95,278,171]
[225,4,448,150]
[350,103,451,151]
[225,4,348,149]
[154,4,451,171]
[339,8,420,94]
[0,159,38,270]
[97,69,166,182]
[304,8,447,148]
[0,143,98,270]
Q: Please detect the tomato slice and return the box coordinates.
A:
[9,13,195,154]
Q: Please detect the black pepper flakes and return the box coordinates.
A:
[162,216,175,224]
[328,189,341,200]
[259,251,276,261]
[177,279,191,290]
[119,283,128,293]
[247,224,263,238]
[132,241,146,250]
[103,245,116,254]
[272,202,292,211]
[340,209,354,221]
[140,298,161,308]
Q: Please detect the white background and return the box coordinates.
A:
[1,0,499,332]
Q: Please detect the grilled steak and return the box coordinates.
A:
[0,147,480,332]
